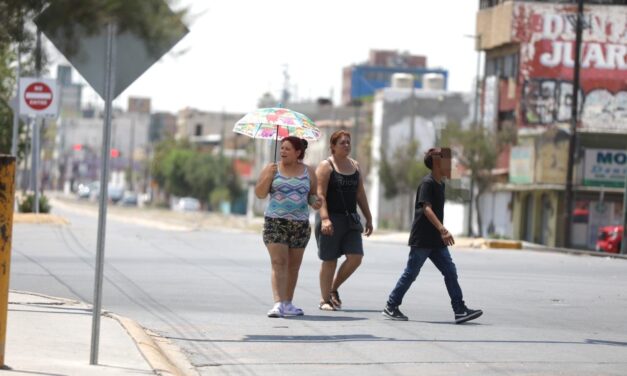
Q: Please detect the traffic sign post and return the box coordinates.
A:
[19,78,58,118]
[19,77,58,214]
[34,1,188,365]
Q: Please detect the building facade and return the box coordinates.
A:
[369,87,476,232]
[476,0,627,248]
[342,49,449,105]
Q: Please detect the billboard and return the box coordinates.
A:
[583,148,627,188]
[509,145,534,184]
[512,3,627,130]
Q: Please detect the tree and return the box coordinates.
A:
[379,139,429,229]
[440,123,515,236]
[150,139,243,209]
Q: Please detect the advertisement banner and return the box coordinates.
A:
[512,3,627,130]
[509,145,535,184]
[583,148,627,187]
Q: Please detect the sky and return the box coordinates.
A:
[48,0,481,114]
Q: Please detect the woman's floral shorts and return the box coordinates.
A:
[263,217,311,249]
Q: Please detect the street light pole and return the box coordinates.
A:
[465,33,482,237]
[564,0,584,249]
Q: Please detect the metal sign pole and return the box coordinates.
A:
[33,30,42,214]
[90,21,117,366]
[33,119,40,214]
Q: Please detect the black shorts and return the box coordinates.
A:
[263,217,311,249]
[315,213,364,261]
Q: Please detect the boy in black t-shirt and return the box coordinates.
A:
[382,148,483,324]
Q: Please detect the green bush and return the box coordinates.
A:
[209,187,230,211]
[19,193,51,213]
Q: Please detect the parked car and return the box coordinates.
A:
[77,181,98,199]
[119,191,138,207]
[173,197,201,212]
[596,225,623,254]
[108,186,124,203]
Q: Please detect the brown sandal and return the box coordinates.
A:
[318,301,335,311]
[330,291,342,310]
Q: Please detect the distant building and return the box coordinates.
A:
[128,96,151,114]
[56,65,82,118]
[341,49,448,105]
[369,86,475,232]
[476,0,627,248]
[175,107,245,146]
[150,112,177,142]
[61,112,151,190]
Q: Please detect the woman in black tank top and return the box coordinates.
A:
[314,130,373,311]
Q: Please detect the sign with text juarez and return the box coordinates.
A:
[19,77,59,117]
[512,3,627,130]
[583,148,627,188]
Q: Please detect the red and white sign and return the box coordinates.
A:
[19,77,59,117]
[512,3,627,130]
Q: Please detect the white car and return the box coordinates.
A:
[174,197,201,212]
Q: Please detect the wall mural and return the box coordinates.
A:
[513,3,627,130]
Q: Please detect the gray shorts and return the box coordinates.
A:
[315,213,364,261]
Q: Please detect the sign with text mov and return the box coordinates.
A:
[19,77,59,117]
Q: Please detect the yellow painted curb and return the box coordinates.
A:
[483,240,523,249]
[13,213,70,225]
[108,313,199,376]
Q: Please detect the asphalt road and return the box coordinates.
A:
[10,202,627,375]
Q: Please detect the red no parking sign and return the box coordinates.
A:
[19,77,59,117]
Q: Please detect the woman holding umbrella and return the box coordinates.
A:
[255,136,322,318]
[315,130,373,311]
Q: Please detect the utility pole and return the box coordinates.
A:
[410,77,416,142]
[409,75,416,229]
[128,115,135,191]
[621,173,626,254]
[220,107,226,159]
[351,99,362,160]
[564,0,584,249]
[465,33,482,237]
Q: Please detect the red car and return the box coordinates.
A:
[596,225,624,254]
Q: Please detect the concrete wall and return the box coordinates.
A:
[369,87,475,230]
[478,191,514,239]
[512,189,563,247]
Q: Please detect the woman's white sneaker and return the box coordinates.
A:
[282,302,304,316]
[267,302,283,318]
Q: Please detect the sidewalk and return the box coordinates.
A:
[4,290,193,376]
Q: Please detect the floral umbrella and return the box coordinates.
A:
[233,107,321,161]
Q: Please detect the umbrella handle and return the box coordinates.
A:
[274,124,279,162]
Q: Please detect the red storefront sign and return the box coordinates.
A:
[512,3,627,130]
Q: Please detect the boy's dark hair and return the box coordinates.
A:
[424,148,439,170]
[424,147,451,170]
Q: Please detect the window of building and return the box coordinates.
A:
[195,124,203,136]
[485,52,519,79]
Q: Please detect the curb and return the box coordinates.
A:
[10,290,197,376]
[483,239,522,249]
[108,313,199,376]
[13,213,70,225]
[522,242,627,260]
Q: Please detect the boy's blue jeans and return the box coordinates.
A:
[387,246,465,313]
